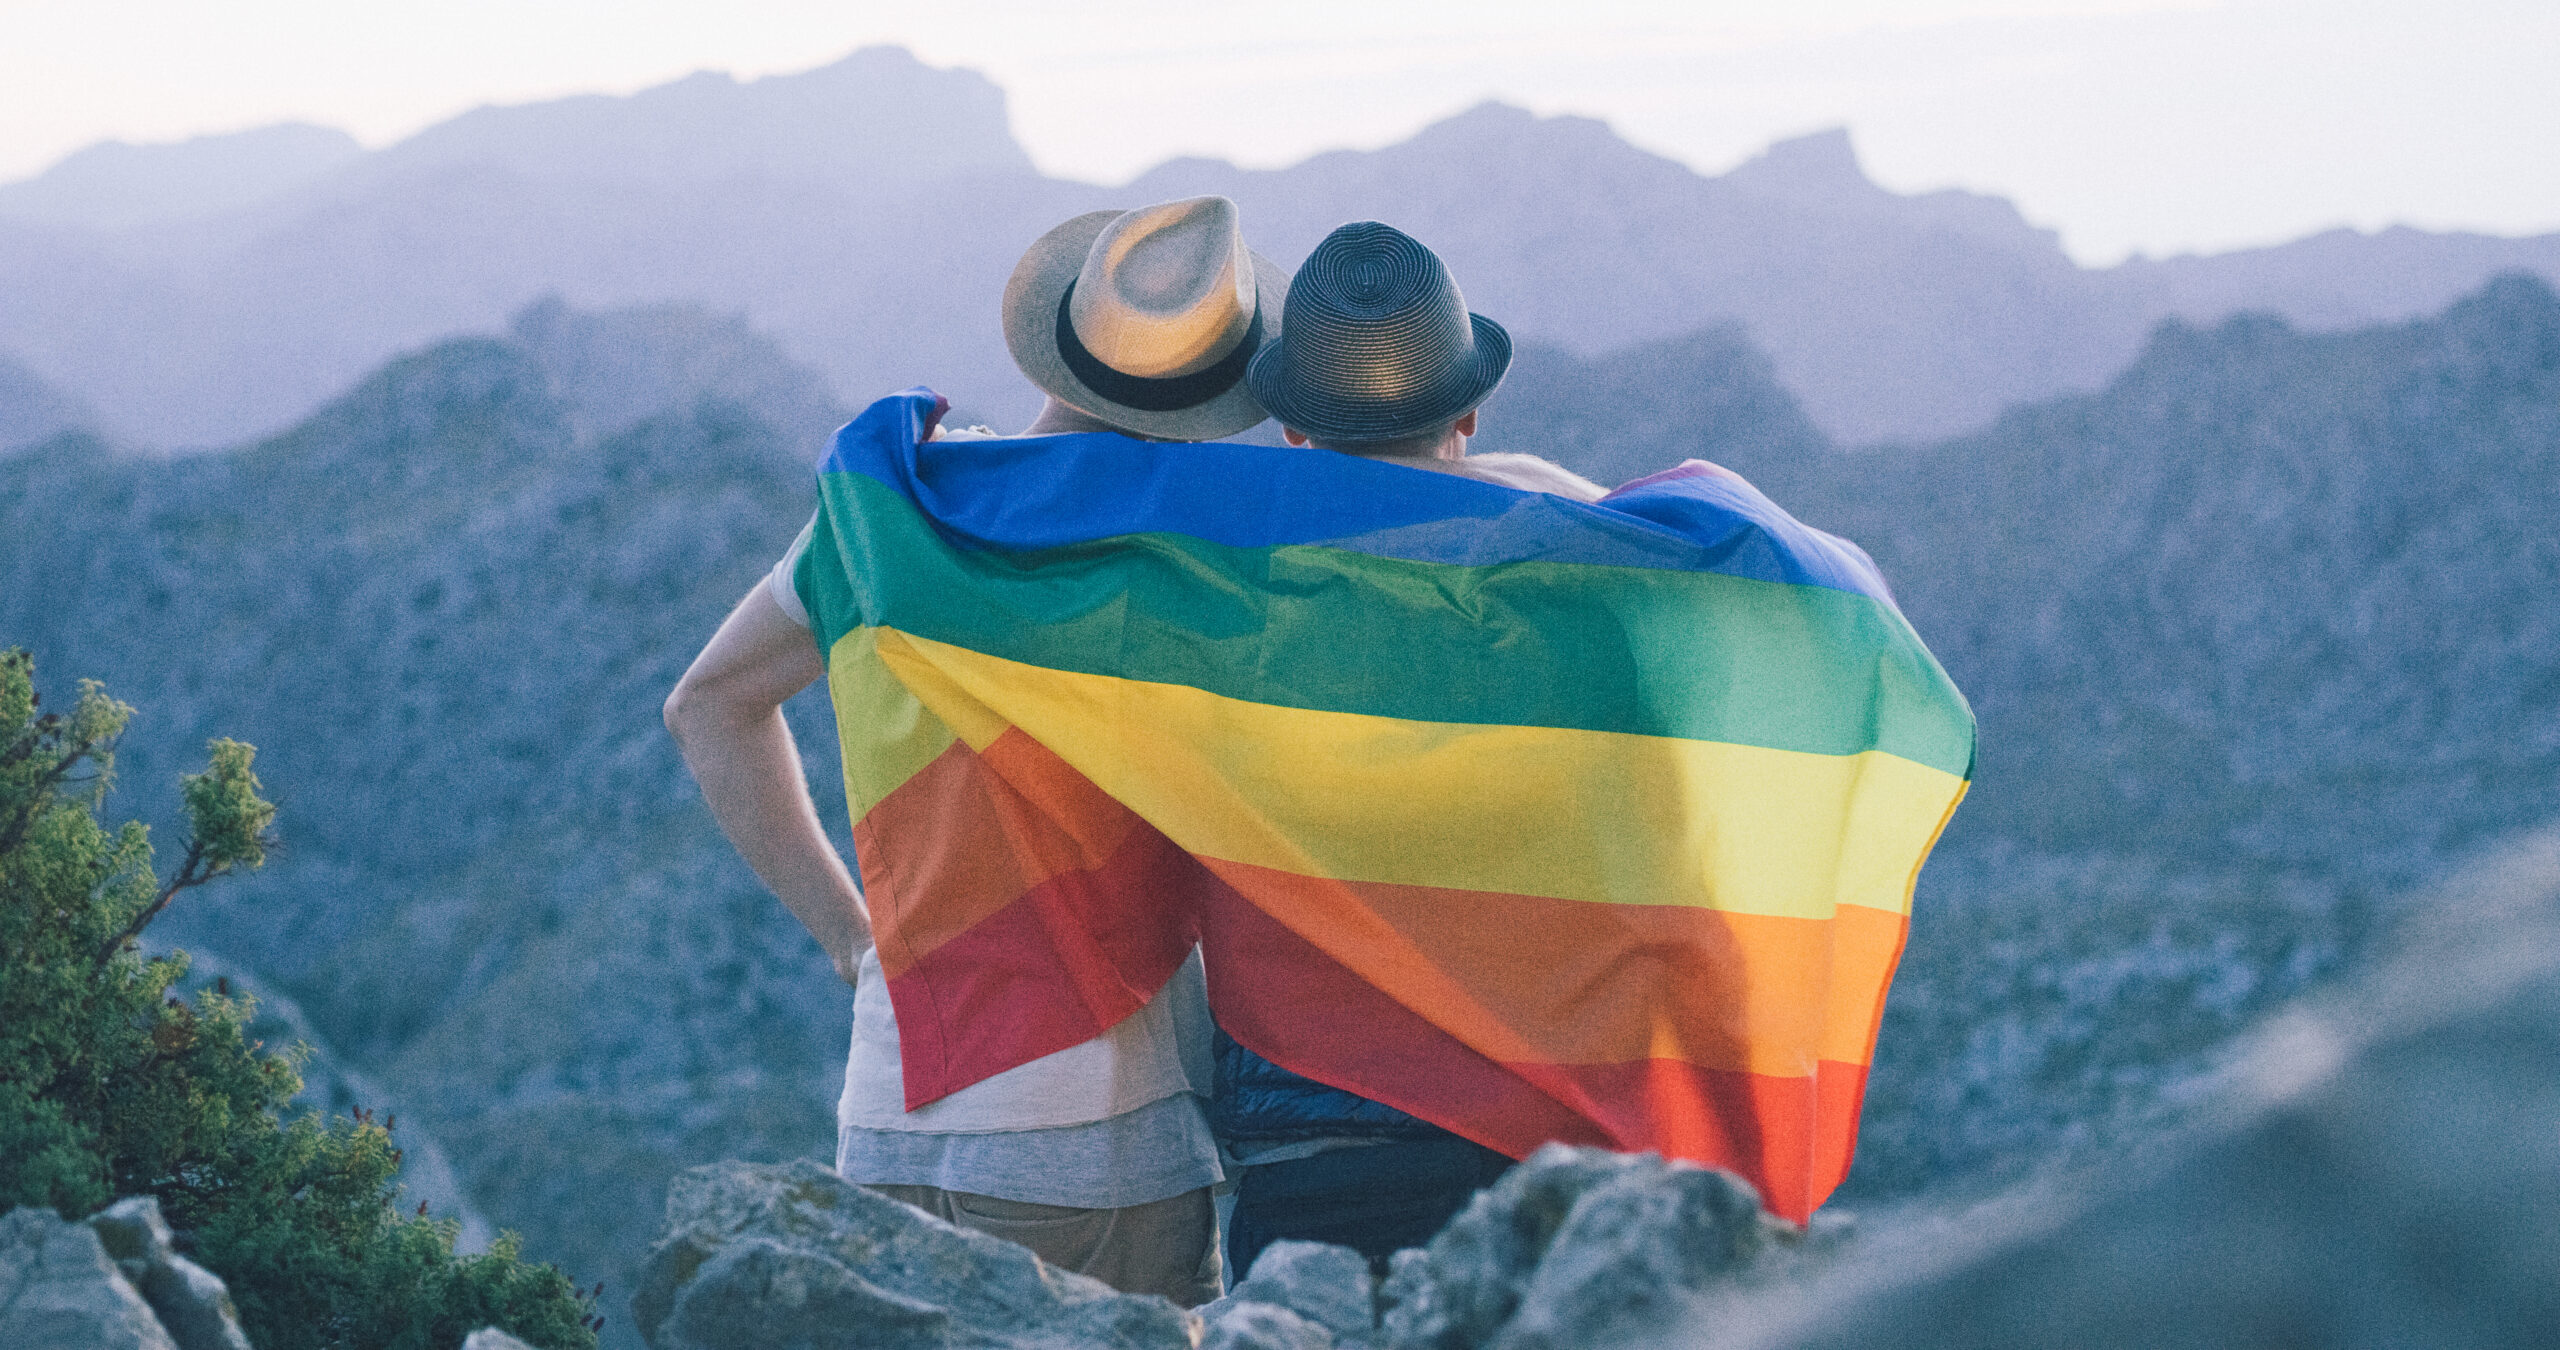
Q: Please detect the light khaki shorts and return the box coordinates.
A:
[869,1183,1223,1307]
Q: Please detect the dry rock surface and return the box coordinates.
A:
[636,1150,1793,1350]
[0,1196,532,1350]
[631,1158,1198,1350]
[0,1197,256,1350]
[0,1205,179,1349]
[1374,1148,1798,1350]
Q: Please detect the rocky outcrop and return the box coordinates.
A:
[1196,1148,1798,1350]
[0,1197,260,1350]
[631,1159,1198,1350]
[0,1206,178,1349]
[84,1198,253,1350]
[635,1149,1796,1350]
[1,1197,533,1350]
[1208,1240,1375,1346]
[1378,1147,1793,1350]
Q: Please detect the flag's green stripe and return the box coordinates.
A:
[805,473,1974,776]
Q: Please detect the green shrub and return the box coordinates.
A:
[0,648,598,1349]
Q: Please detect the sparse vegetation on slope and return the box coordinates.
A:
[0,650,599,1350]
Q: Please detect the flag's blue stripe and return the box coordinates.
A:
[820,389,1892,600]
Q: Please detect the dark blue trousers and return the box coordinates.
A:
[1225,1136,1516,1280]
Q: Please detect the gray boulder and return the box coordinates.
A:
[86,1197,254,1350]
[1380,1147,1788,1350]
[656,1237,952,1350]
[630,1157,1196,1350]
[1201,1300,1337,1350]
[463,1332,541,1350]
[0,1206,181,1349]
[1215,1240,1376,1344]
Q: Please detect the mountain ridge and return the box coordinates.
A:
[0,121,361,231]
[323,46,1030,201]
[4,49,2555,447]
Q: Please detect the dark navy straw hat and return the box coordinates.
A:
[1245,221,1512,444]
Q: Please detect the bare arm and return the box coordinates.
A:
[664,582,870,983]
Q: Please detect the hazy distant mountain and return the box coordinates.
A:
[3,46,2555,449]
[0,121,361,232]
[1510,273,2560,896]
[327,45,1028,199]
[2118,222,2560,332]
[0,350,101,450]
[0,46,1087,451]
[1135,113,2124,445]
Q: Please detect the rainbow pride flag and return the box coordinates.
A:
[794,390,1974,1222]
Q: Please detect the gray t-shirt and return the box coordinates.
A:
[838,1092,1224,1209]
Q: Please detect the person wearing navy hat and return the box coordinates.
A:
[1244,220,1603,499]
[1214,223,1604,1286]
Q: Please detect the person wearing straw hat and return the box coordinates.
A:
[999,195,1288,442]
[1209,221,1602,1281]
[664,196,1285,1306]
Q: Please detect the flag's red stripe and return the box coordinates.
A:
[883,821,1200,1107]
[1199,871,1860,1222]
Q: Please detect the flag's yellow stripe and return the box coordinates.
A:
[867,627,1965,921]
[827,626,967,816]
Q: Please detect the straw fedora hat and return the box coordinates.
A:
[1001,196,1288,441]
[1245,220,1510,445]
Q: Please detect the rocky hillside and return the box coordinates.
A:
[0,306,858,1344]
[1491,273,2560,1196]
[6,276,2555,1343]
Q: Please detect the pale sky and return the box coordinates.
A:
[0,0,2550,263]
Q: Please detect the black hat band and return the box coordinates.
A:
[1055,281,1263,413]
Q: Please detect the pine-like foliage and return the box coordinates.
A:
[0,648,600,1350]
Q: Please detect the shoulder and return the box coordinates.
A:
[1444,453,1608,502]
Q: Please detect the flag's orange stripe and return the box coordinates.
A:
[1197,857,1908,1075]
[856,726,1146,980]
